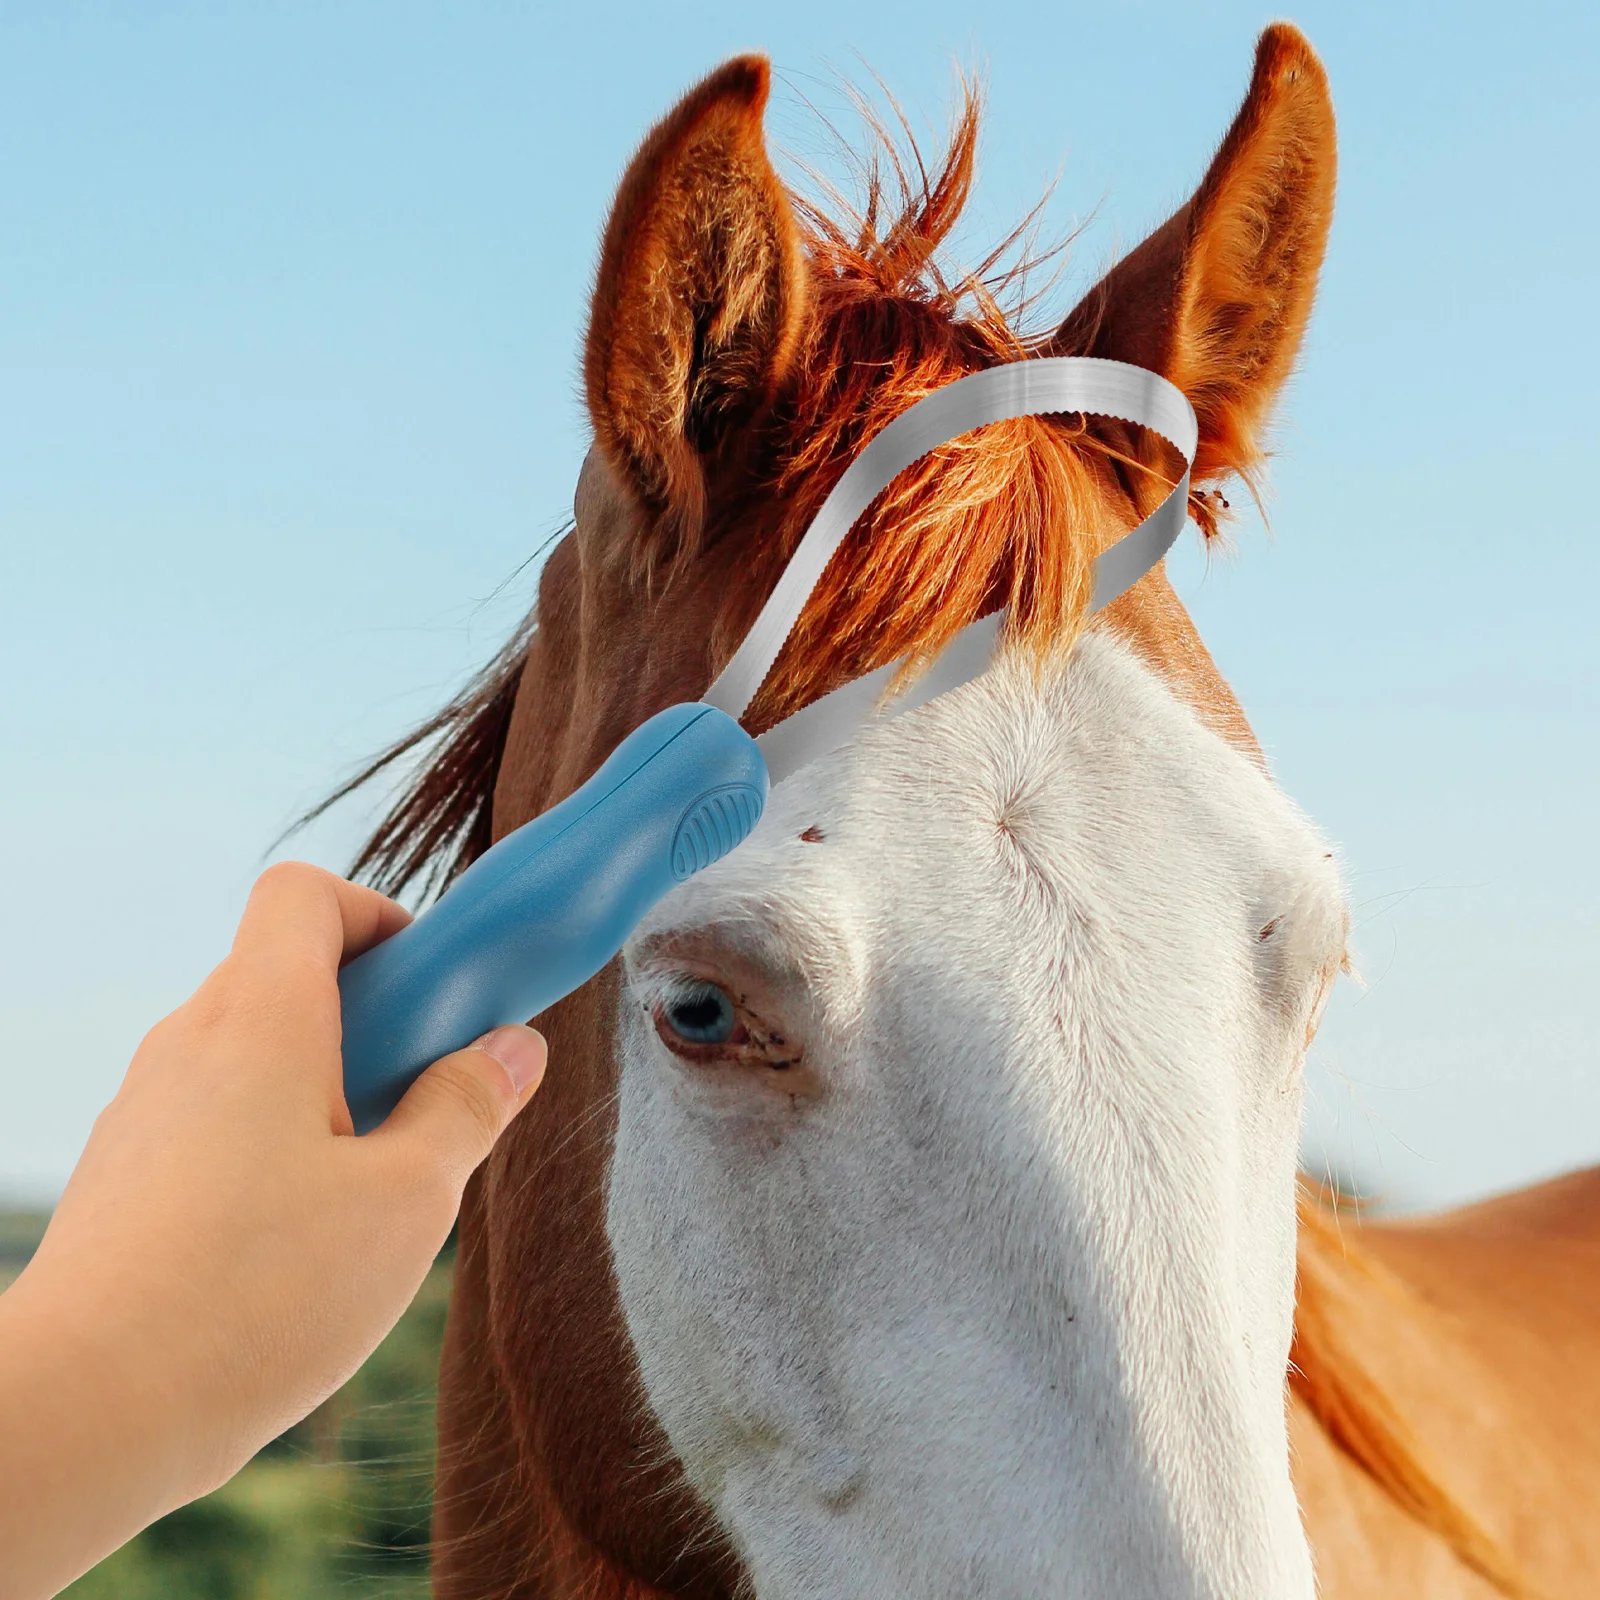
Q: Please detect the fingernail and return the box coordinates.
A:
[476,1025,547,1095]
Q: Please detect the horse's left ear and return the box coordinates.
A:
[1053,23,1335,489]
[585,55,808,568]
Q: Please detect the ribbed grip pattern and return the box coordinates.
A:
[670,784,765,881]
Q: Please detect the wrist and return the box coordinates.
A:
[1,1249,212,1499]
[0,1261,206,1598]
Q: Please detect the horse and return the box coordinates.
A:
[338,24,1600,1598]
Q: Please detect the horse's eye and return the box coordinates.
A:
[660,980,738,1045]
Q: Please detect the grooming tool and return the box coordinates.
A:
[337,357,1197,1132]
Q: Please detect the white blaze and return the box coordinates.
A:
[609,631,1344,1599]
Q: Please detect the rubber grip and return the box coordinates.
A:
[337,702,768,1133]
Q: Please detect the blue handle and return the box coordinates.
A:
[337,702,768,1133]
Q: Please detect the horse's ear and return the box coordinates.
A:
[584,55,807,564]
[1053,23,1335,489]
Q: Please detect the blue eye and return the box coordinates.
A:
[661,980,737,1044]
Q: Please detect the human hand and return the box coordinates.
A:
[0,862,544,1599]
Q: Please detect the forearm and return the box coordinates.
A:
[0,1262,198,1600]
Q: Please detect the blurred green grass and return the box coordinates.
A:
[5,1208,452,1599]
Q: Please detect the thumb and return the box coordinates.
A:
[371,1024,546,1182]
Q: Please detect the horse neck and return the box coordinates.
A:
[1292,1197,1561,1596]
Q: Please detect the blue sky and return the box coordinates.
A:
[2,1,1596,1208]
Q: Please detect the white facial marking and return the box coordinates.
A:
[608,631,1344,1599]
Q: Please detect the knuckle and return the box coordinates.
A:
[183,955,319,1052]
[182,963,247,1034]
[253,860,325,900]
[196,955,273,1024]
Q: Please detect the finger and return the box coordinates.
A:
[232,862,412,980]
[367,1026,546,1184]
[338,886,413,963]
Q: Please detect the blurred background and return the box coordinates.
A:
[3,0,1596,1591]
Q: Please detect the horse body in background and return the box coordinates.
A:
[345,26,1600,1599]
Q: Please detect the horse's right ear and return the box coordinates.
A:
[584,56,807,568]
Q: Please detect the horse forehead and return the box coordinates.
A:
[663,630,1311,954]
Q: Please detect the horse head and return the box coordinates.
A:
[411,24,1342,1598]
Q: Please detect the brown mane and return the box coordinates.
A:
[327,33,1562,1599]
[746,106,1150,730]
[670,87,1226,732]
